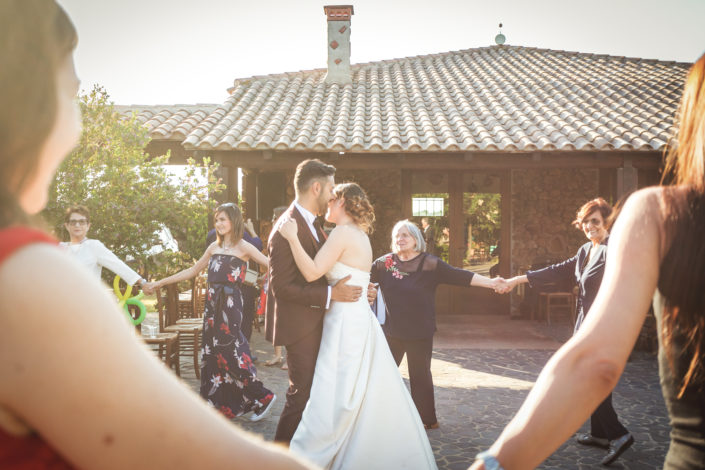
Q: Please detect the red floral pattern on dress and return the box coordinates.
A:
[384,254,409,279]
[200,253,273,419]
[219,406,236,419]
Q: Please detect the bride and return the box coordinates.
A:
[278,182,437,470]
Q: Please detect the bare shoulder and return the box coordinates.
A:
[0,244,122,329]
[610,186,666,259]
[625,186,665,212]
[0,244,132,384]
[617,186,667,230]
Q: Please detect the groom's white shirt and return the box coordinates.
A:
[294,201,320,242]
[293,200,331,308]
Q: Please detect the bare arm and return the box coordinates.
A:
[0,246,311,470]
[239,239,269,267]
[279,219,346,282]
[469,188,663,470]
[153,243,214,289]
[470,273,505,291]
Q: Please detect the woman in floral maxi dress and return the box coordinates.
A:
[146,203,276,421]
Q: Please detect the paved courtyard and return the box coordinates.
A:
[167,314,669,470]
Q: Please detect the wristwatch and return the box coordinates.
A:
[475,451,504,470]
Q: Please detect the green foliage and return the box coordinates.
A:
[43,85,224,279]
[463,192,501,249]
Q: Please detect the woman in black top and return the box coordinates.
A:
[371,219,503,430]
[470,53,705,470]
[503,198,632,466]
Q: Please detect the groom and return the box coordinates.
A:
[267,158,362,444]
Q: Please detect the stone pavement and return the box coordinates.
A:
[168,315,669,470]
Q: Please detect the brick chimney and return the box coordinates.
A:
[323,5,354,85]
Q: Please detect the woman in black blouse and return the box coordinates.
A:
[371,219,503,430]
[500,198,633,466]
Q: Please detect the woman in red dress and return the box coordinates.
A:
[0,1,309,469]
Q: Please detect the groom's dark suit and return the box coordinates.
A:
[266,203,329,443]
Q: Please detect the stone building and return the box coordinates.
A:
[122,5,690,315]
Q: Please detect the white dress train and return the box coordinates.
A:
[290,262,438,470]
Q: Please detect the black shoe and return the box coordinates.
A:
[601,433,634,466]
[576,433,610,449]
[251,355,258,363]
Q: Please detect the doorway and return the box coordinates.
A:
[409,170,509,315]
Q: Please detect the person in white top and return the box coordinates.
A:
[60,205,145,287]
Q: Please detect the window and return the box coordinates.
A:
[412,197,444,217]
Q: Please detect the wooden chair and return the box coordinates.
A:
[157,286,203,379]
[192,272,207,318]
[538,291,576,325]
[141,331,181,376]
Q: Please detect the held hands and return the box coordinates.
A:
[490,277,513,294]
[278,217,298,241]
[491,276,521,294]
[331,275,363,302]
[141,281,157,295]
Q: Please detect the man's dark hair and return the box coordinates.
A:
[294,159,336,196]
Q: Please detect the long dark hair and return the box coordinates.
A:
[0,0,77,228]
[659,52,705,397]
[214,203,244,247]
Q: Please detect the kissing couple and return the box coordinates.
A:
[266,159,437,469]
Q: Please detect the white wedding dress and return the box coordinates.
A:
[290,262,438,470]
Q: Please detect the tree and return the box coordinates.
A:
[44,86,224,280]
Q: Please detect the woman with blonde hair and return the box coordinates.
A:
[470,52,705,470]
[0,1,309,468]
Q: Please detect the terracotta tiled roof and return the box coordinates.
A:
[126,45,691,153]
[116,104,219,140]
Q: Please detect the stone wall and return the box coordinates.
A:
[511,168,600,274]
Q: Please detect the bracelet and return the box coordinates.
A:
[475,451,504,470]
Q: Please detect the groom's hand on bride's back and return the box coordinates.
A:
[331,275,362,302]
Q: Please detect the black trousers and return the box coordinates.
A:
[385,335,437,426]
[591,392,629,440]
[274,323,323,444]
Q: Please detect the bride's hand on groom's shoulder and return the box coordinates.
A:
[278,217,298,240]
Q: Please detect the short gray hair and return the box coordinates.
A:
[391,219,426,253]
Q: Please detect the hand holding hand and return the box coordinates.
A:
[501,277,518,294]
[141,281,157,295]
[491,277,513,294]
[331,275,362,302]
[278,217,298,241]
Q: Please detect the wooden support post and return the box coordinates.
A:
[617,158,638,200]
[401,170,412,219]
[242,169,259,220]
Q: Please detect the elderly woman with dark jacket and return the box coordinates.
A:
[501,197,633,466]
[371,219,503,430]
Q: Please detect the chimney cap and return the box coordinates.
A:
[323,5,354,21]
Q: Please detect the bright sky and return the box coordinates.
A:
[59,0,705,106]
